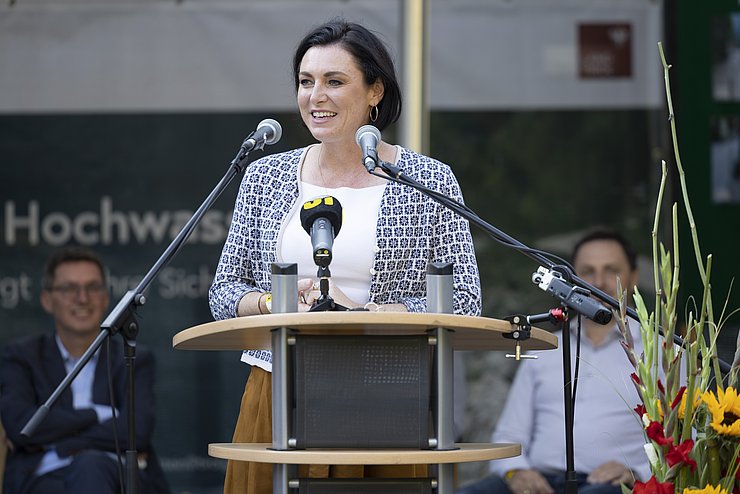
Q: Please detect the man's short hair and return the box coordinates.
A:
[41,246,107,290]
[571,229,638,271]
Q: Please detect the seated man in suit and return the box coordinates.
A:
[457,230,649,494]
[0,246,169,494]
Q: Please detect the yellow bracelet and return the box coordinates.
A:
[257,292,270,315]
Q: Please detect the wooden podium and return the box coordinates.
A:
[173,311,557,493]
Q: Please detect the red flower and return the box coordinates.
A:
[646,421,673,446]
[635,403,647,417]
[665,439,696,472]
[632,476,674,494]
[631,373,642,385]
[671,387,686,409]
[657,379,665,394]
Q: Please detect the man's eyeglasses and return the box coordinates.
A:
[48,283,107,298]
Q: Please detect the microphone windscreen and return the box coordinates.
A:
[299,196,343,236]
[257,118,282,145]
[355,125,381,147]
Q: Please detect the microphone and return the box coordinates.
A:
[355,125,381,172]
[241,118,283,153]
[531,267,613,325]
[299,196,343,268]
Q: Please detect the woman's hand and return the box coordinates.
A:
[298,278,359,311]
[297,278,314,312]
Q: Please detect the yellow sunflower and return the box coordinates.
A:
[701,387,740,437]
[683,485,728,494]
[678,390,701,421]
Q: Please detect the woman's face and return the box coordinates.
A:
[297,44,383,145]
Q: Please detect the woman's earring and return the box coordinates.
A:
[369,105,379,122]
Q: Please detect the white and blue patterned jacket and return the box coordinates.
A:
[209,146,481,319]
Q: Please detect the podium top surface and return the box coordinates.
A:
[173,311,558,352]
[207,442,521,465]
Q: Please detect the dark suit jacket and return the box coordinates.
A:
[0,332,170,493]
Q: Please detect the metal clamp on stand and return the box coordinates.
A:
[503,315,536,361]
[504,308,567,361]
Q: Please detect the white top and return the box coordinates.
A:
[279,181,386,305]
[241,180,386,372]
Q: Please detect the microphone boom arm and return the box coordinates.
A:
[371,159,728,373]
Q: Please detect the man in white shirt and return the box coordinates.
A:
[457,230,647,494]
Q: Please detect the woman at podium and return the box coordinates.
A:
[208,18,481,494]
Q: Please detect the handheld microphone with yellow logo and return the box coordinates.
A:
[299,196,343,268]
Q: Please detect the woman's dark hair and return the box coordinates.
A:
[292,18,402,131]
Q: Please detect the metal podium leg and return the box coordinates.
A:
[271,263,297,494]
[435,326,455,494]
[436,326,455,494]
[427,262,455,494]
[435,326,455,450]
[272,324,290,494]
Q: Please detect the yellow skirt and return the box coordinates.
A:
[223,367,427,494]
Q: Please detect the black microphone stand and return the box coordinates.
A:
[309,265,349,312]
[369,158,731,494]
[559,307,578,494]
[21,130,272,494]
